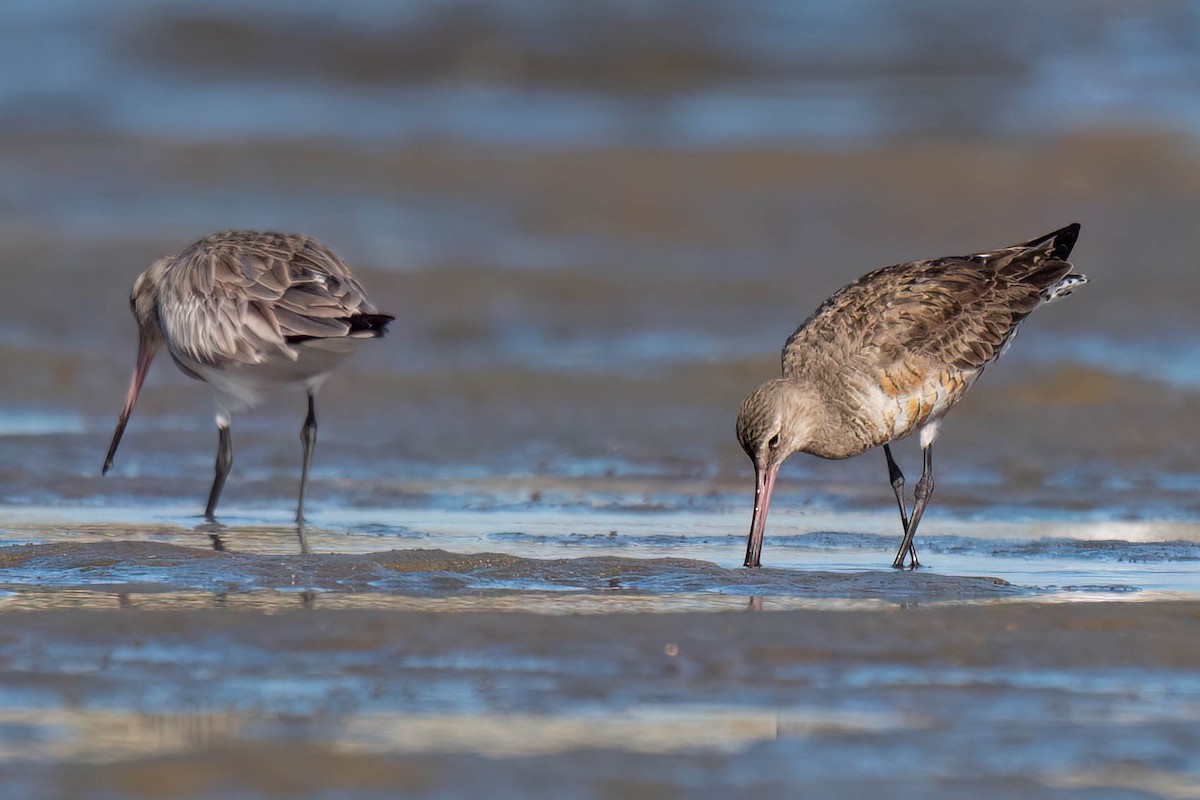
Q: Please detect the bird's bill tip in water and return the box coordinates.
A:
[102,332,158,475]
[744,463,780,568]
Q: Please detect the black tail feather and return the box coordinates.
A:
[1021,222,1080,261]
[347,313,395,337]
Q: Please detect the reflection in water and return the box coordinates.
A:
[1045,767,1200,798]
[0,709,244,764]
[0,587,887,614]
[197,517,311,556]
[0,585,1192,615]
[297,521,311,556]
[0,705,928,764]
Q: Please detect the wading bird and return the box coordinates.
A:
[736,223,1085,568]
[103,231,394,523]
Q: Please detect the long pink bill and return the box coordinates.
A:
[102,334,158,475]
[743,463,779,568]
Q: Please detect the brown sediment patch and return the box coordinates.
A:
[1005,364,1123,407]
[125,6,763,94]
[376,549,525,574]
[0,549,31,569]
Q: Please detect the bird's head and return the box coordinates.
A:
[103,257,171,476]
[129,257,170,341]
[735,379,818,568]
[736,379,815,472]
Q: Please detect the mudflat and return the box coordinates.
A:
[1,586,1197,798]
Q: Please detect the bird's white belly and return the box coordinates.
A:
[171,338,363,415]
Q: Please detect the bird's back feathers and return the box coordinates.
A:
[149,231,392,368]
[779,223,1085,455]
[783,223,1083,377]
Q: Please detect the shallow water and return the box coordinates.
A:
[2,598,1200,799]
[1,508,1198,599]
[0,503,1195,797]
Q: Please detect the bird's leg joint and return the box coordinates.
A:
[915,468,934,504]
[300,393,318,445]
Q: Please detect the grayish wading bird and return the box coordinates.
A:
[736,223,1085,569]
[103,231,394,523]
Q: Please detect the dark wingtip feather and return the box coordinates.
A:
[1022,222,1081,260]
[284,313,395,344]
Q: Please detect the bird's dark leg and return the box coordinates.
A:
[883,444,919,566]
[204,422,233,521]
[892,445,934,569]
[296,390,317,524]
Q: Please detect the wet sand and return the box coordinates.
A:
[2,593,1199,798]
[0,539,1024,603]
[0,525,1194,796]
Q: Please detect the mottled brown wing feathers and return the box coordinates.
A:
[157,231,390,368]
[783,225,1080,376]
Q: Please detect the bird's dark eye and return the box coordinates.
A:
[768,434,780,449]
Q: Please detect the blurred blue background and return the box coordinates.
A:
[0,0,1197,518]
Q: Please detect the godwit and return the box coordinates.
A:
[102,231,394,523]
[736,223,1085,569]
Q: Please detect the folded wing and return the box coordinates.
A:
[156,231,393,368]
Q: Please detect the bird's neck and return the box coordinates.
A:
[776,376,860,460]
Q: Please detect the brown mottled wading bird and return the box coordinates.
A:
[736,223,1085,569]
[103,231,394,523]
